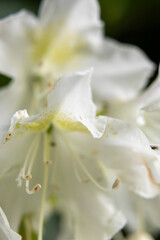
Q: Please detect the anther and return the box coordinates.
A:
[25,174,32,180]
[112,178,120,189]
[34,184,41,192]
[25,183,41,194]
[150,145,158,150]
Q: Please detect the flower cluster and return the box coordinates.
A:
[0,0,160,240]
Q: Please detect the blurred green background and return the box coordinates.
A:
[0,0,159,63]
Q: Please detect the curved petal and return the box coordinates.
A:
[39,0,103,47]
[63,117,160,198]
[0,81,31,144]
[82,38,155,102]
[0,10,37,78]
[137,66,160,143]
[48,69,107,138]
[140,65,160,111]
[0,11,37,141]
[51,132,126,240]
[3,70,107,142]
[0,207,21,240]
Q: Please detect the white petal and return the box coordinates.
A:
[140,65,160,112]
[0,207,21,240]
[48,69,107,138]
[63,117,160,198]
[39,0,103,47]
[0,137,45,229]
[136,66,160,143]
[2,70,106,143]
[52,132,126,240]
[0,84,30,144]
[83,38,155,102]
[0,10,37,77]
[0,11,36,141]
[118,165,160,198]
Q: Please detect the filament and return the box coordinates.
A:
[60,132,110,192]
[38,133,51,240]
[16,134,41,194]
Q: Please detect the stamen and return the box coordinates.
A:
[16,168,24,187]
[34,184,42,192]
[71,153,83,183]
[150,145,158,150]
[23,135,39,176]
[24,135,41,195]
[38,133,51,240]
[75,154,110,192]
[112,178,120,189]
[26,183,41,195]
[16,135,41,194]
[144,162,160,186]
[61,132,111,193]
[25,174,32,180]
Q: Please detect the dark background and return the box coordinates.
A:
[0,0,159,64]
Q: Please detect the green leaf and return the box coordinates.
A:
[0,73,12,88]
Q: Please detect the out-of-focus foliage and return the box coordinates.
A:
[19,216,37,240]
[99,0,160,63]
[43,213,62,240]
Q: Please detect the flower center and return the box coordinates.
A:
[30,25,86,79]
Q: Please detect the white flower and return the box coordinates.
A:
[98,65,160,146]
[0,0,154,139]
[0,70,128,240]
[0,207,21,240]
[0,0,158,238]
[94,60,160,235]
[1,69,160,239]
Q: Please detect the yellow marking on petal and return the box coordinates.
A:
[15,112,54,134]
[30,24,86,70]
[53,111,88,133]
[14,110,89,136]
[113,132,118,135]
